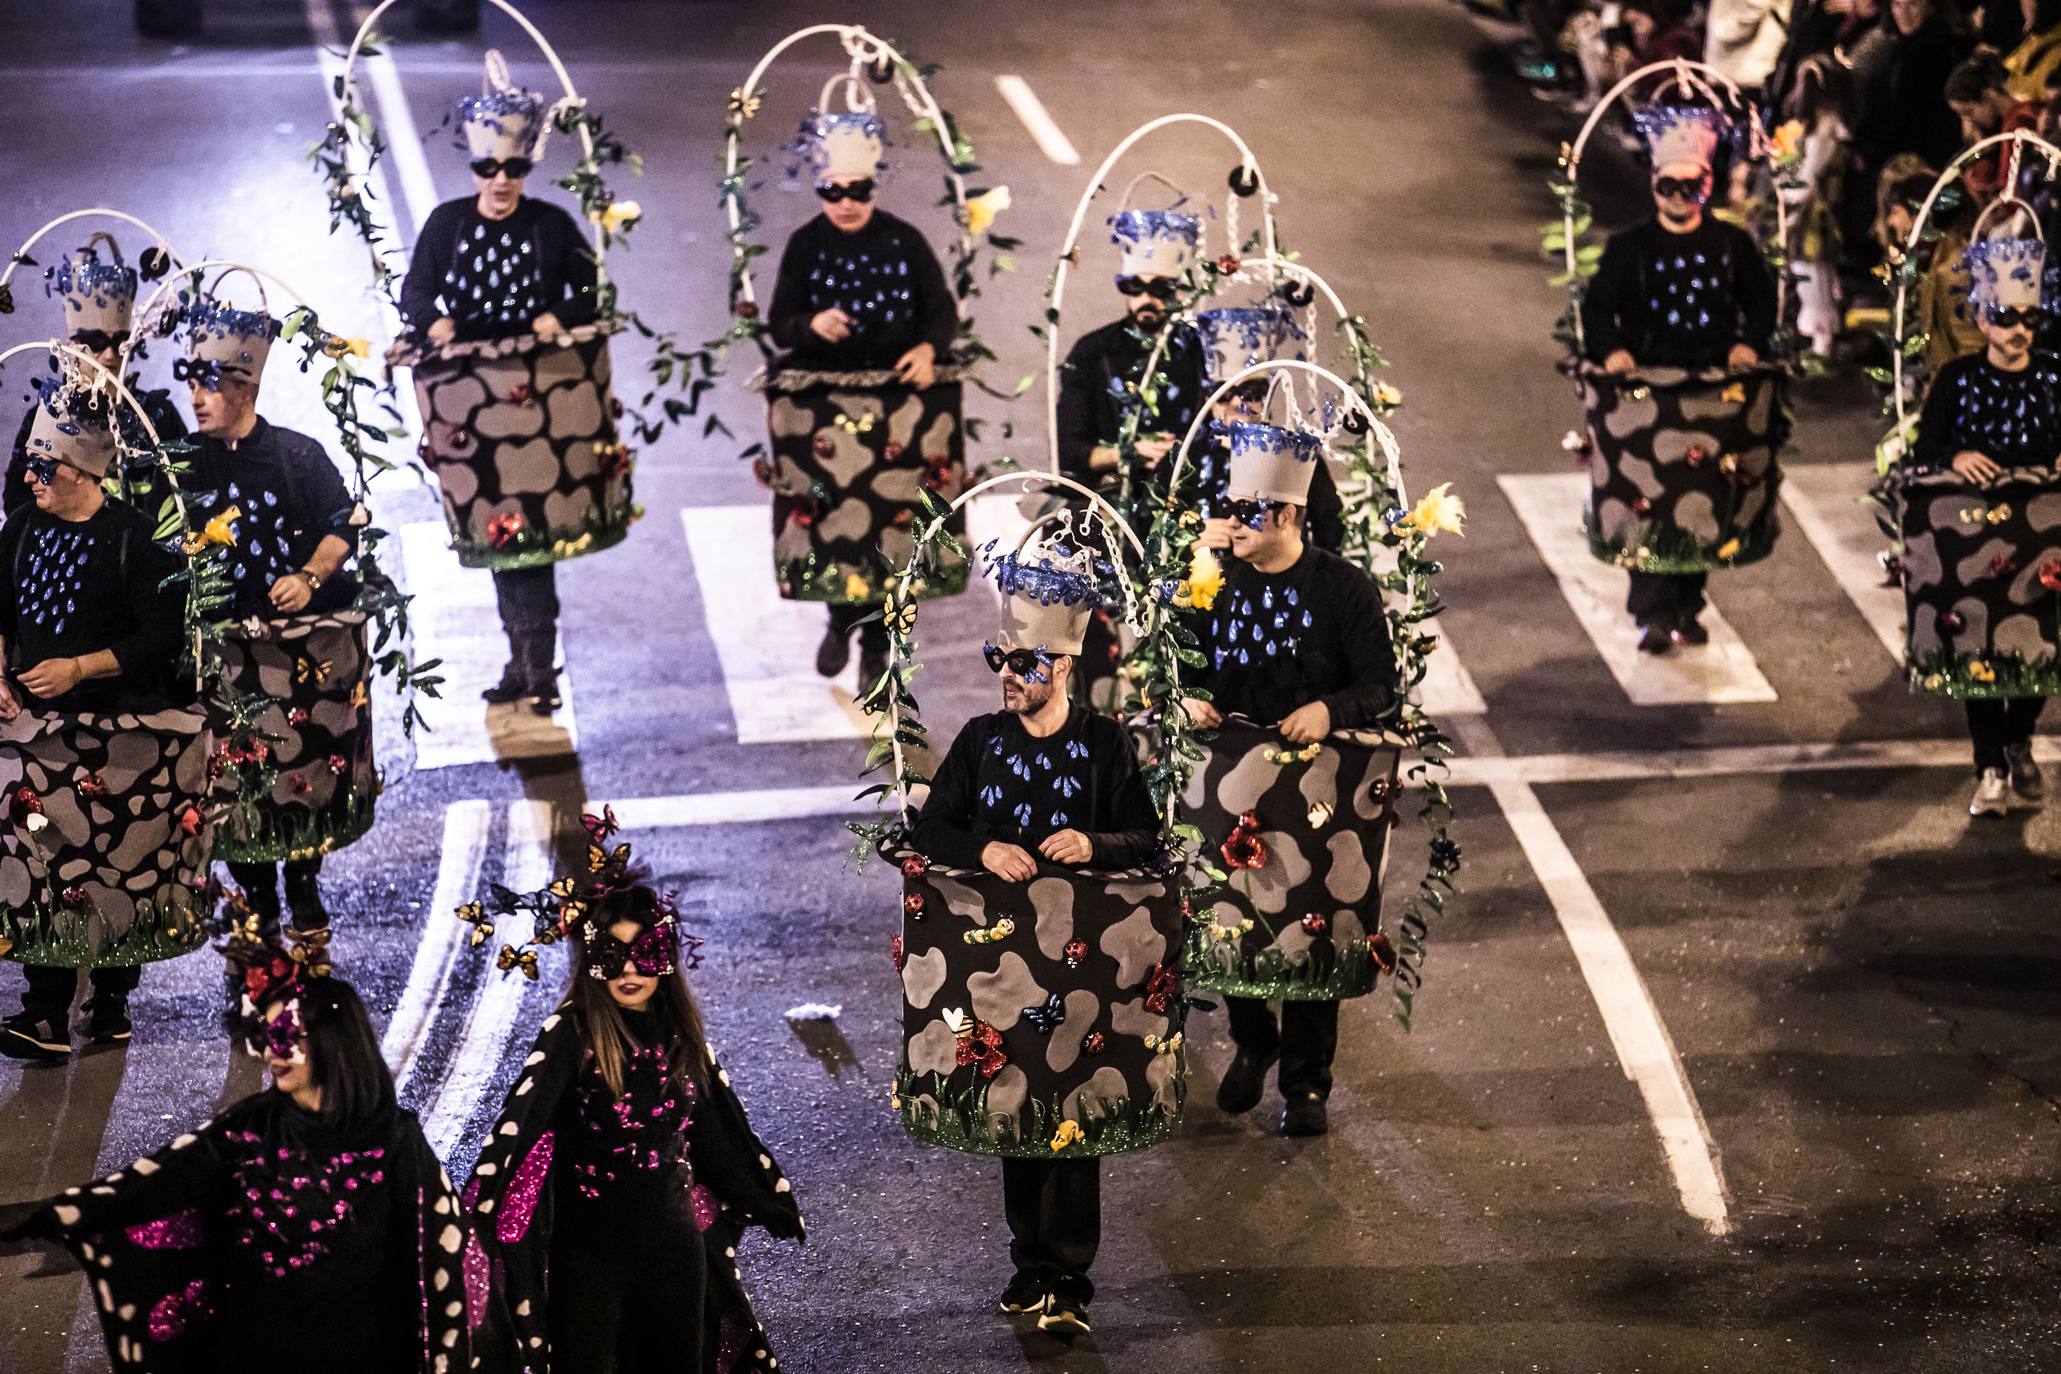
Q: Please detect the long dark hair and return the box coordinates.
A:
[564,885,710,1098]
[300,978,397,1132]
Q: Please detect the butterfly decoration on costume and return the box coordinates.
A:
[885,600,918,635]
[497,945,540,980]
[1022,992,1065,1035]
[294,657,332,686]
[455,900,495,947]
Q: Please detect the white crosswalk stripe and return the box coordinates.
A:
[679,506,872,744]
[1498,472,1778,705]
[399,521,578,768]
[1779,463,1907,664]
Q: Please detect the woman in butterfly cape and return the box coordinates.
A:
[459,812,803,1374]
[0,902,499,1373]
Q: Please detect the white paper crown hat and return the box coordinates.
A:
[1196,306,1306,384]
[1222,420,1325,505]
[809,110,887,184]
[459,50,545,160]
[45,235,138,339]
[179,271,281,389]
[1964,236,2047,311]
[25,383,118,479]
[987,529,1104,656]
[1635,104,1726,177]
[1110,208,1200,281]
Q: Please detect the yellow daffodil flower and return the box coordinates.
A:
[595,200,642,233]
[1185,546,1225,611]
[844,572,871,601]
[185,505,241,555]
[964,186,1011,238]
[1968,659,1996,683]
[1716,537,1742,560]
[1400,482,1466,539]
[1371,381,1403,409]
[1770,120,1804,161]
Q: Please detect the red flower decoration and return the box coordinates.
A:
[735,300,760,320]
[327,755,348,776]
[1080,1031,1107,1056]
[287,707,309,726]
[290,775,314,795]
[900,855,928,878]
[2040,560,2061,592]
[507,383,534,406]
[1631,497,1653,516]
[890,935,905,971]
[485,513,527,548]
[1367,931,1399,974]
[448,428,474,454]
[883,442,905,462]
[1685,445,1708,466]
[1301,912,1329,936]
[1141,963,1175,1015]
[77,773,106,798]
[955,1021,1008,1078]
[1940,610,1966,634]
[812,434,837,459]
[60,885,86,907]
[903,892,925,919]
[892,508,915,527]
[1221,827,1269,871]
[1216,254,1241,275]
[1063,938,1087,968]
[13,787,42,817]
[1990,553,2019,579]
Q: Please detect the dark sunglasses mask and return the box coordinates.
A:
[1654,175,1709,203]
[1224,498,1284,530]
[1985,305,2040,330]
[1116,275,1179,300]
[982,642,1053,683]
[23,454,61,487]
[71,329,131,354]
[582,919,679,981]
[470,157,534,180]
[816,178,876,204]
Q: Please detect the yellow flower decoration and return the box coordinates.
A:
[1720,381,1747,404]
[964,186,1011,238]
[727,87,762,120]
[1968,659,1996,683]
[1770,119,1804,162]
[1050,1119,1085,1152]
[594,200,642,234]
[844,573,871,601]
[1184,546,1225,611]
[1371,381,1403,409]
[1715,537,1742,560]
[185,505,242,554]
[1399,482,1466,539]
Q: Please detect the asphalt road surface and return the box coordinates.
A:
[2,2,2058,1372]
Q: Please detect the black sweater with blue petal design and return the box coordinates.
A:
[1581,217,1777,369]
[1188,546,1398,731]
[913,707,1160,871]
[1910,350,2061,473]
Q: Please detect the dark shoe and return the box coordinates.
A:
[857,637,890,694]
[1280,1090,1329,1137]
[283,865,330,933]
[226,863,283,936]
[1036,1301,1091,1337]
[816,620,854,678]
[997,1272,1046,1316]
[1637,622,1674,655]
[0,1014,70,1061]
[2006,742,2045,806]
[83,998,132,1046]
[1215,1049,1277,1115]
[481,664,529,705]
[1671,618,1709,646]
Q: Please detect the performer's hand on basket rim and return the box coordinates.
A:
[0,679,21,722]
[1182,696,1222,729]
[1952,451,2005,486]
[894,342,936,391]
[1725,343,1760,372]
[17,658,80,701]
[270,573,314,615]
[1278,700,1331,745]
[1133,433,1174,468]
[1038,830,1094,867]
[811,308,854,344]
[428,317,458,347]
[531,312,568,344]
[981,841,1038,882]
[1603,350,1637,376]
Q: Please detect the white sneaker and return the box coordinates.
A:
[1969,769,2010,818]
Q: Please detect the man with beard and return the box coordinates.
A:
[1582,101,1777,653]
[1181,420,1399,1136]
[0,389,182,1059]
[912,530,1161,1337]
[8,237,186,516]
[179,292,358,934]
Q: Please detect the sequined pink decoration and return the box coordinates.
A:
[463,1228,493,1330]
[496,1129,555,1245]
[126,1208,204,1250]
[690,1183,718,1233]
[147,1279,214,1342]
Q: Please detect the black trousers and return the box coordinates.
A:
[547,1208,708,1374]
[225,858,324,924]
[1000,1156,1100,1303]
[19,963,141,1024]
[1226,996,1342,1099]
[825,603,888,650]
[1626,571,1707,628]
[1966,697,2046,774]
[492,565,561,686]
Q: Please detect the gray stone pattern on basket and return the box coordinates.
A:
[0,706,212,966]
[1579,365,1786,569]
[406,323,633,561]
[213,609,377,858]
[1181,720,1399,998]
[895,847,1182,1156]
[1901,467,2061,671]
[758,368,968,604]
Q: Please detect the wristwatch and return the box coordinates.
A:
[298,569,323,592]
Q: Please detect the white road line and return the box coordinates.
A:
[994,75,1081,166]
[1780,463,1906,664]
[401,520,579,768]
[1490,778,1732,1236]
[384,799,491,1093]
[1499,473,1778,705]
[345,1,439,233]
[1437,734,2046,787]
[600,785,884,830]
[423,799,553,1157]
[679,505,871,744]
[1415,619,1489,716]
